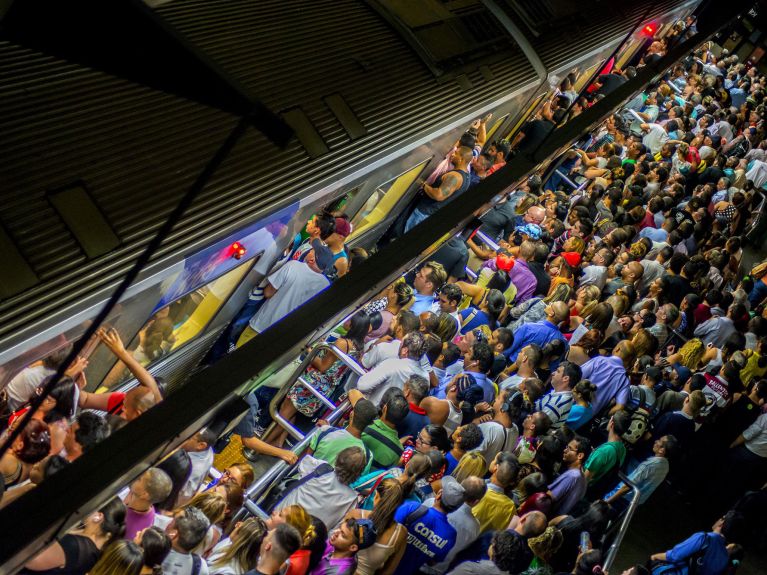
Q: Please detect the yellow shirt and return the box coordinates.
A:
[741,350,767,387]
[472,484,517,533]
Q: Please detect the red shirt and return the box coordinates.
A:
[286,549,312,575]
[639,210,657,230]
[106,392,127,415]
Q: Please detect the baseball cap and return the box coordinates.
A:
[334,218,352,238]
[672,363,691,385]
[310,238,335,271]
[496,253,515,272]
[453,373,477,395]
[352,518,377,551]
[440,475,466,509]
[516,223,542,240]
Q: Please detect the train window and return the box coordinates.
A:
[349,158,432,239]
[505,92,549,140]
[485,114,509,142]
[104,259,255,387]
[325,187,362,215]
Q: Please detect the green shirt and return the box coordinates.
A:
[361,419,403,470]
[584,440,626,484]
[310,426,372,473]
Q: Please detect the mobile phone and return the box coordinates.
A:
[580,531,591,554]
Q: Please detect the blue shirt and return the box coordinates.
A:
[638,227,669,243]
[566,404,593,430]
[505,320,567,364]
[580,355,630,416]
[464,370,494,403]
[411,292,437,315]
[458,308,495,334]
[605,456,669,505]
[665,532,729,575]
[445,452,460,475]
[393,501,457,575]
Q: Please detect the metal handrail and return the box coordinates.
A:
[473,229,502,252]
[556,169,581,190]
[267,341,366,441]
[239,398,352,522]
[603,472,642,572]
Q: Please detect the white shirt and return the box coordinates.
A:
[746,160,767,189]
[362,339,432,374]
[743,413,767,458]
[356,357,428,405]
[6,365,55,411]
[579,265,608,290]
[642,123,669,155]
[206,539,243,575]
[181,449,214,501]
[276,455,357,529]
[249,260,329,333]
[162,549,209,575]
[474,421,519,466]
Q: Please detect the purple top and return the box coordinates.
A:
[580,355,630,415]
[548,468,587,515]
[124,506,155,541]
[309,542,356,575]
[509,259,537,303]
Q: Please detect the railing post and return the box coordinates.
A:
[603,472,642,572]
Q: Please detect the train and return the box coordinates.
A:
[0,0,703,401]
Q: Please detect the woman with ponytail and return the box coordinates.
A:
[345,478,407,575]
[353,451,432,511]
[89,540,143,575]
[207,517,266,575]
[135,526,171,575]
[266,504,317,575]
[22,497,126,574]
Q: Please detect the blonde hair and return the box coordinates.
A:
[632,329,657,358]
[282,504,317,547]
[451,451,487,483]
[563,236,585,255]
[89,540,143,575]
[577,285,601,306]
[212,517,267,573]
[605,293,628,317]
[184,491,226,526]
[677,338,705,370]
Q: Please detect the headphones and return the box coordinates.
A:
[500,390,522,414]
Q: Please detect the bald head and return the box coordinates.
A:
[547,301,570,324]
[526,206,546,225]
[461,476,487,505]
[622,261,644,283]
[520,510,548,537]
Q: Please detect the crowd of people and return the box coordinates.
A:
[2,19,767,575]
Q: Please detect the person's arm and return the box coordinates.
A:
[423,171,462,201]
[575,149,600,168]
[605,484,631,505]
[455,281,486,306]
[311,339,347,373]
[356,365,388,397]
[650,552,669,562]
[24,541,66,571]
[476,115,490,148]
[378,527,408,575]
[466,237,496,260]
[97,328,162,404]
[242,435,298,464]
[334,257,349,278]
[730,434,746,448]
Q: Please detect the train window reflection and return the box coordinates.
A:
[109,260,254,385]
[350,159,432,238]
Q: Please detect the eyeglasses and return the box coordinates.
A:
[415,434,432,446]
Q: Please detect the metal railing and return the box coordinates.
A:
[233,341,367,522]
[268,342,366,442]
[603,472,642,572]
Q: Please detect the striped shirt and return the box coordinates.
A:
[536,391,574,428]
